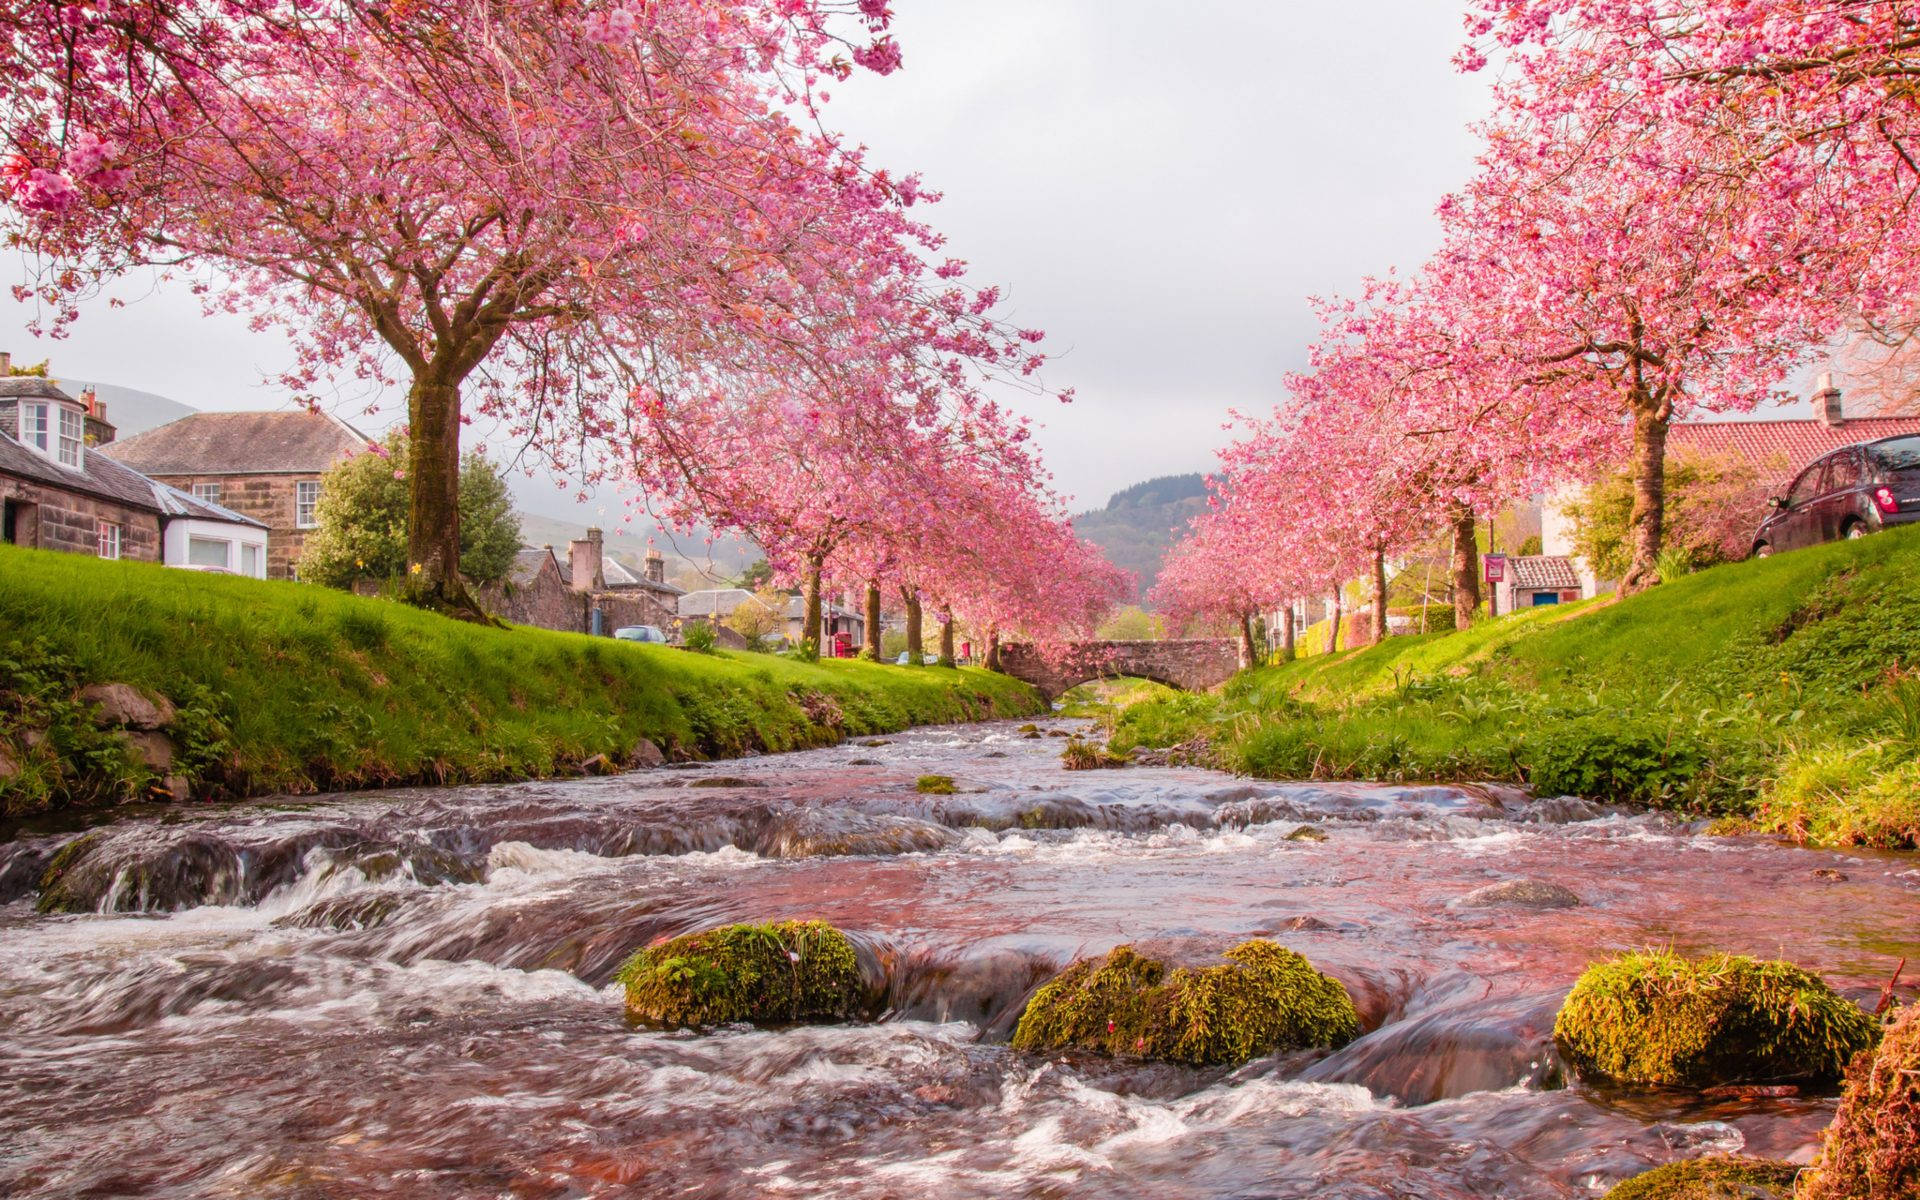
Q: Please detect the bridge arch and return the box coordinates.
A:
[994,639,1245,701]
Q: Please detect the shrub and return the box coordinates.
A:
[1803,1004,1919,1200]
[681,622,718,654]
[617,920,869,1029]
[1525,718,1716,808]
[915,774,956,794]
[1759,746,1920,850]
[1061,737,1128,770]
[1563,448,1777,578]
[1554,950,1879,1088]
[1010,941,1358,1067]
[1601,1157,1799,1200]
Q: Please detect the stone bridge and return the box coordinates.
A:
[995,639,1246,701]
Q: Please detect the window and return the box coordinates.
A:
[187,537,231,569]
[1786,463,1825,507]
[1827,451,1862,491]
[1869,435,1920,474]
[97,521,122,560]
[56,405,83,467]
[295,480,322,528]
[17,402,50,454]
[191,483,223,505]
[240,543,261,577]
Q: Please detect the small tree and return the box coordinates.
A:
[1097,605,1166,641]
[298,434,520,590]
[1564,450,1778,580]
[723,588,787,647]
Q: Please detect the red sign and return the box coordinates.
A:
[1484,554,1507,583]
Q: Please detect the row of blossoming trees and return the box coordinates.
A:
[0,0,1128,650]
[1156,2,1920,644]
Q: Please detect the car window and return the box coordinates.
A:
[1826,451,1861,490]
[1786,462,1826,507]
[1868,435,1920,474]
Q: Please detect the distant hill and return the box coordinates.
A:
[1072,472,1210,602]
[60,379,198,439]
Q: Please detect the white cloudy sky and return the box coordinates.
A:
[1,1,1496,515]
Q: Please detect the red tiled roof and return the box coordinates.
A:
[1509,555,1581,590]
[1667,416,1920,483]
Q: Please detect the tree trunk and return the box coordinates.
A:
[985,628,1003,672]
[801,555,824,660]
[1371,548,1389,644]
[863,581,883,661]
[938,605,956,666]
[1449,503,1480,629]
[1279,604,1296,662]
[1619,390,1671,595]
[1327,587,1343,655]
[403,376,481,618]
[900,586,923,663]
[1237,613,1257,669]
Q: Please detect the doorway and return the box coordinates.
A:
[3,499,37,547]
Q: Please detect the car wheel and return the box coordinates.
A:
[1753,542,1773,559]
[1844,521,1867,540]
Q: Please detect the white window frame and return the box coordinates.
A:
[295,480,321,529]
[187,536,232,570]
[17,401,51,455]
[97,521,122,560]
[240,542,261,578]
[56,405,84,467]
[191,482,223,505]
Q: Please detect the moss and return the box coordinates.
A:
[617,920,869,1029]
[915,774,957,795]
[1554,950,1880,1088]
[1601,1157,1800,1200]
[35,831,101,914]
[1803,1004,1920,1200]
[1010,940,1359,1067]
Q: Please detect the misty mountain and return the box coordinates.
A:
[1071,472,1210,602]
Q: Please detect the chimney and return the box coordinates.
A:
[1814,371,1844,428]
[0,351,11,376]
[645,548,665,585]
[569,527,605,592]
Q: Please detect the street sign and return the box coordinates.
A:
[1484,554,1507,583]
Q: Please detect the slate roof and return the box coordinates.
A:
[0,378,73,401]
[1508,555,1582,591]
[508,547,563,588]
[150,481,268,528]
[679,587,758,619]
[600,555,683,595]
[103,410,372,476]
[1668,416,1920,483]
[0,428,165,513]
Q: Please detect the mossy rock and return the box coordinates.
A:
[1010,940,1359,1067]
[35,831,102,914]
[617,920,869,1029]
[1803,1004,1919,1200]
[1554,950,1879,1088]
[1602,1156,1799,1200]
[1061,738,1128,771]
[915,774,957,795]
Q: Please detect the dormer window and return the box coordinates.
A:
[16,400,84,469]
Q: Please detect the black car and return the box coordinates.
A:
[1752,434,1920,557]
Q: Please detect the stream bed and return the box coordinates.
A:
[2,717,1916,1198]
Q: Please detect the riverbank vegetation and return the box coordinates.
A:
[1096,529,1920,849]
[0,547,1043,822]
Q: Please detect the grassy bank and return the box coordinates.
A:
[1098,527,1920,850]
[0,545,1043,820]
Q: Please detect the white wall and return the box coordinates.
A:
[162,518,269,578]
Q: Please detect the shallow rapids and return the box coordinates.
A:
[2,719,1916,1198]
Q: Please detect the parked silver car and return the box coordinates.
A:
[613,625,670,644]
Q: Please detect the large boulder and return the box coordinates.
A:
[1803,1004,1919,1200]
[1454,879,1583,909]
[1554,950,1879,1088]
[1601,1157,1799,1200]
[77,683,174,730]
[1011,940,1359,1067]
[618,920,869,1029]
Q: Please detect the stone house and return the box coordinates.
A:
[679,586,864,652]
[2,363,268,571]
[102,409,370,580]
[1493,554,1584,612]
[479,529,684,636]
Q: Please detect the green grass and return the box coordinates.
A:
[1098,527,1920,847]
[0,545,1043,819]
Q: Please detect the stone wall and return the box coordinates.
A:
[996,638,1243,700]
[478,560,589,632]
[591,587,680,634]
[143,472,314,579]
[0,476,160,561]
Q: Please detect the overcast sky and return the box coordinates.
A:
[1,1,1495,515]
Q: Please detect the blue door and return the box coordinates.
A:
[1531,592,1560,606]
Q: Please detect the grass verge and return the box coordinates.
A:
[0,545,1043,821]
[1094,527,1920,849]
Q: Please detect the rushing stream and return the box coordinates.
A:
[2,717,1916,1198]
